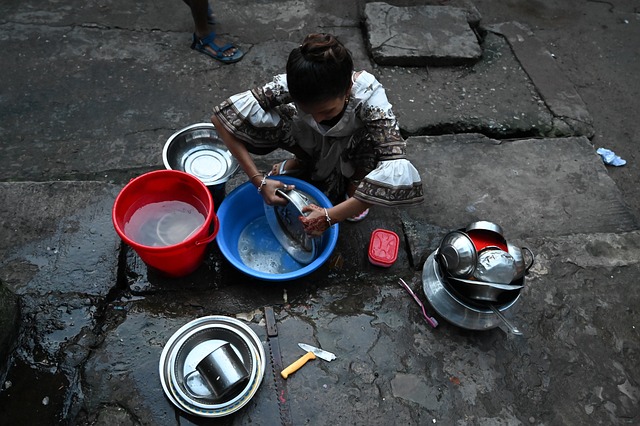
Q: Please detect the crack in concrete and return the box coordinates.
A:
[400,221,415,269]
[587,0,615,13]
[90,242,131,337]
[123,127,174,137]
[0,20,187,35]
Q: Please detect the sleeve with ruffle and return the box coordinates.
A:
[212,74,297,150]
[352,78,424,206]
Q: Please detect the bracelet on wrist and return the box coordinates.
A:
[249,172,263,187]
[324,208,332,226]
[257,175,268,193]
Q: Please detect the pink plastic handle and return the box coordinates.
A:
[398,278,439,328]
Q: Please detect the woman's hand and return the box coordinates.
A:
[300,204,331,236]
[259,177,295,206]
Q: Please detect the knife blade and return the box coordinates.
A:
[280,343,336,379]
[298,343,336,361]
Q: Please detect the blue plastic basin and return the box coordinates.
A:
[216,176,339,281]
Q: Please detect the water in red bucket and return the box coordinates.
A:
[112,170,219,277]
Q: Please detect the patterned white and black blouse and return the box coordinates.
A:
[213,71,424,206]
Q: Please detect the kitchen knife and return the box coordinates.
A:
[280,343,336,379]
[298,343,337,361]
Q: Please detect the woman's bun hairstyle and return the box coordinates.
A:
[286,33,354,104]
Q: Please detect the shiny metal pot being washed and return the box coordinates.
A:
[264,188,321,265]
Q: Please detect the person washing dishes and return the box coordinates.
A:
[211,33,423,236]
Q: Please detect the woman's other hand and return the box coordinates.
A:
[300,204,331,236]
[270,158,301,176]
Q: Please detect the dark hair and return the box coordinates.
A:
[286,33,354,104]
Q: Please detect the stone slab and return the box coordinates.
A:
[0,181,122,402]
[0,2,593,188]
[364,2,482,66]
[0,0,361,42]
[404,134,639,245]
[488,21,594,137]
[378,31,555,138]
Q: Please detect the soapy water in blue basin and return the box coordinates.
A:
[238,216,304,274]
[216,177,339,281]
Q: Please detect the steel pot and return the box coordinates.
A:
[507,243,535,280]
[465,220,504,237]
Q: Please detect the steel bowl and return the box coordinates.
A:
[467,229,508,252]
[163,123,239,187]
[437,231,477,278]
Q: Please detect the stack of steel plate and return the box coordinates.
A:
[159,316,266,417]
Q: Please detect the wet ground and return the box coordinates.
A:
[1,0,640,425]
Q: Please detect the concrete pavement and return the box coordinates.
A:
[1,1,639,425]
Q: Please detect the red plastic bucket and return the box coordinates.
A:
[112,170,219,277]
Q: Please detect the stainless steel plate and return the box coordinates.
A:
[264,188,321,265]
[159,316,265,417]
[163,123,239,186]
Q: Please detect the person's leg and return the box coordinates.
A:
[189,0,242,61]
[183,0,215,24]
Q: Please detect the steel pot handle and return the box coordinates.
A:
[435,249,447,269]
[522,246,535,273]
[195,215,220,246]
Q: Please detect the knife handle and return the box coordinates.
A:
[281,351,316,379]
